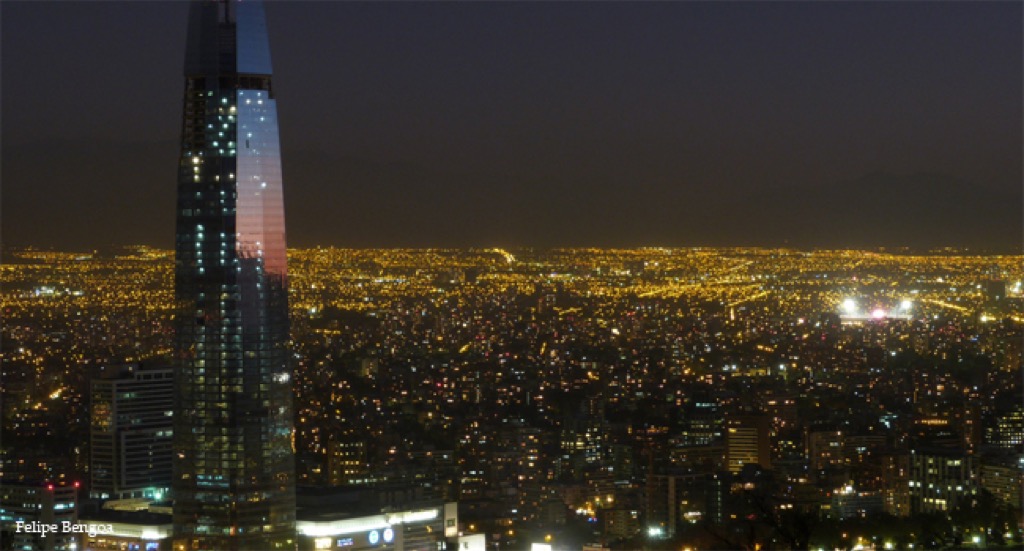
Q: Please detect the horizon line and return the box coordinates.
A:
[3,244,1022,256]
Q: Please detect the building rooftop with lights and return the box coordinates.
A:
[75,498,456,551]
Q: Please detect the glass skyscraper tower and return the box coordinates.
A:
[172,1,295,549]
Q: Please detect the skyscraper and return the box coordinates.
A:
[172,1,295,549]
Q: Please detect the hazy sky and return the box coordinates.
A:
[2,1,1021,250]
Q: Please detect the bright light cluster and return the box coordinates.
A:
[840,298,913,321]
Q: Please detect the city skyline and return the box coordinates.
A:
[2,1,1021,251]
[1,3,1022,549]
[2,244,1022,549]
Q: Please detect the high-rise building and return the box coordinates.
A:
[806,428,845,472]
[172,1,295,548]
[0,481,78,551]
[90,363,173,501]
[326,435,369,486]
[908,448,977,514]
[645,472,723,538]
[725,415,771,474]
[980,455,1024,509]
[988,406,1024,448]
[983,280,1007,302]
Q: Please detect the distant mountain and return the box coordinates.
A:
[718,172,1021,251]
[3,136,1020,252]
[2,140,178,250]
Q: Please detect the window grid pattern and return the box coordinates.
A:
[172,2,295,548]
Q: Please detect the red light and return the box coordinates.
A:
[74,481,80,488]
[47,484,54,491]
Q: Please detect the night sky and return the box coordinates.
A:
[2,1,1021,251]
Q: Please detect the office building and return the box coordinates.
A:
[908,448,977,514]
[90,363,173,501]
[988,406,1024,448]
[980,455,1024,508]
[0,481,78,551]
[725,415,771,474]
[983,280,1007,302]
[807,428,846,472]
[172,0,295,548]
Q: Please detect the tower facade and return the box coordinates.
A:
[172,1,295,549]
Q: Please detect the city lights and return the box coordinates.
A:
[2,245,1021,550]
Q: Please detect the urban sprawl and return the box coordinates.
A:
[2,246,1022,550]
